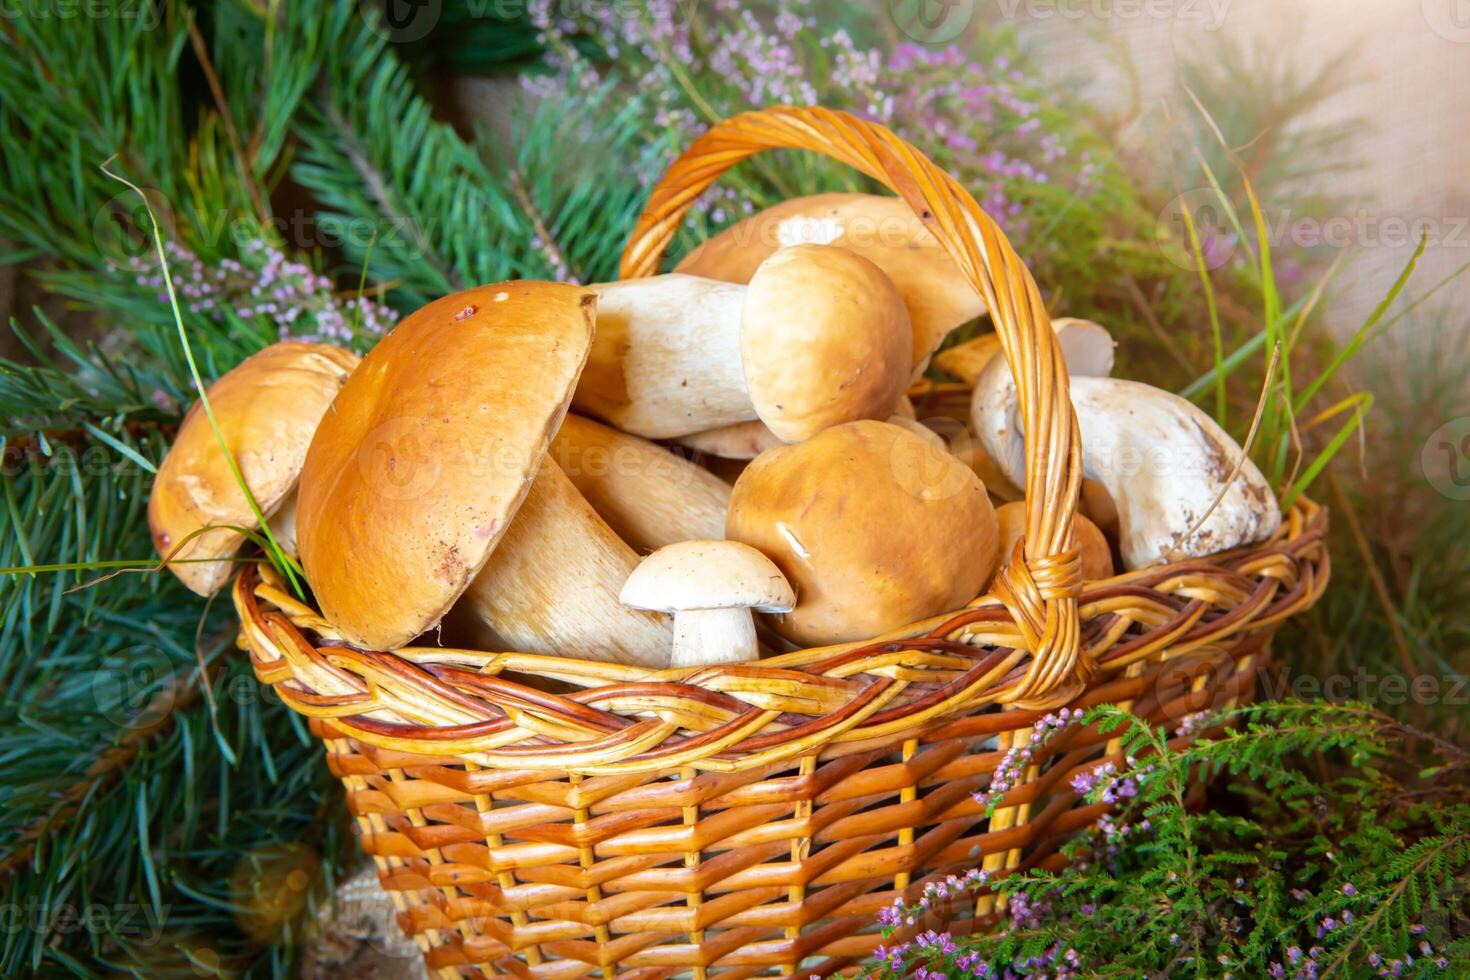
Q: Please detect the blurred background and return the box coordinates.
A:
[2,2,1467,975]
[1010,0,1470,335]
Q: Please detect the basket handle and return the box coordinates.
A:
[620,106,1089,708]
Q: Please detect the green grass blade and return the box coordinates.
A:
[1177,194,1227,423]
[1293,234,1429,412]
[1282,393,1372,510]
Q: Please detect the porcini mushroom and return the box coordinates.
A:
[549,413,730,552]
[577,243,912,441]
[936,318,1116,388]
[676,193,984,377]
[939,318,1116,500]
[620,540,794,667]
[674,418,785,460]
[726,420,999,645]
[676,396,922,460]
[148,341,359,596]
[295,282,671,664]
[993,501,1114,585]
[971,361,1281,569]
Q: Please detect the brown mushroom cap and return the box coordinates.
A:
[148,342,359,596]
[1080,479,1120,542]
[992,501,1114,585]
[621,540,795,614]
[295,282,595,650]
[677,193,984,374]
[726,420,999,645]
[741,244,912,443]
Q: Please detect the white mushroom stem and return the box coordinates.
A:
[577,246,912,442]
[461,461,672,666]
[670,607,758,668]
[265,492,298,556]
[675,418,785,460]
[971,364,1281,569]
[550,414,730,551]
[579,275,753,438]
[679,401,922,460]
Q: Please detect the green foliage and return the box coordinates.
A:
[863,703,1469,979]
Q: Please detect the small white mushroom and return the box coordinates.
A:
[620,541,795,668]
[971,359,1280,569]
[577,244,913,441]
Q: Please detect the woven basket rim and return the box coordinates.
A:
[234,495,1328,774]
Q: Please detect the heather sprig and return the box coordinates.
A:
[974,708,1081,816]
[118,239,395,347]
[859,702,1469,979]
[517,2,1126,271]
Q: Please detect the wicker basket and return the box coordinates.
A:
[233,107,1330,978]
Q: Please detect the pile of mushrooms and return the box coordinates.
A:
[148,192,1282,671]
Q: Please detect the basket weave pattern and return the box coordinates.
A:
[233,108,1331,977]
